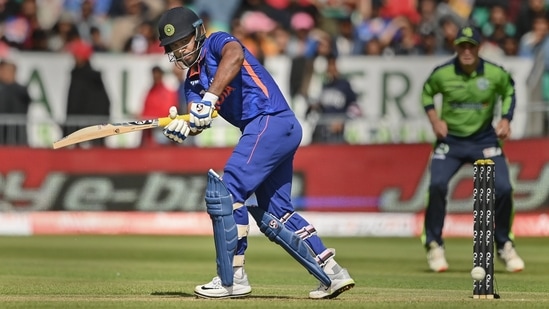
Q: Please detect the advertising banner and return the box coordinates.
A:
[1,139,547,236]
[8,53,534,147]
[1,140,547,213]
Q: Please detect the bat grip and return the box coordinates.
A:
[158,110,219,127]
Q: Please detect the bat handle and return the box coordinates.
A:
[157,110,219,127]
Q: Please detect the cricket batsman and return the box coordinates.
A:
[156,6,355,299]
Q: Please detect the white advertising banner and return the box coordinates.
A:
[8,52,533,147]
[270,55,534,145]
[0,212,547,237]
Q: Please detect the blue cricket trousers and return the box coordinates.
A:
[222,110,326,256]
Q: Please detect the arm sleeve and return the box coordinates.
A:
[499,70,516,121]
[421,73,439,112]
[208,32,240,59]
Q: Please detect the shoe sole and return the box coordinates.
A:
[194,290,251,299]
[431,266,448,272]
[319,280,355,299]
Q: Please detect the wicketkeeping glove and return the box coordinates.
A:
[189,92,218,132]
[163,106,191,143]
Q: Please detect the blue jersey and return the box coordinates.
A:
[184,32,291,129]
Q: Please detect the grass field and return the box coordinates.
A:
[1,235,548,308]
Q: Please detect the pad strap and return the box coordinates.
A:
[280,212,317,240]
[315,248,335,267]
[237,224,249,239]
[233,255,245,267]
[296,225,316,240]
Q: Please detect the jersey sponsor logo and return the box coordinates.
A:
[449,102,484,109]
[218,86,235,106]
[477,78,489,90]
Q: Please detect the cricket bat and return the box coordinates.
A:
[52,110,218,149]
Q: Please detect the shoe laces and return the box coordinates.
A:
[499,242,518,261]
[314,282,329,292]
[209,276,223,288]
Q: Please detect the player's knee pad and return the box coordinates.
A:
[205,169,237,286]
[248,207,331,287]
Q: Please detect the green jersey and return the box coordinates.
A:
[421,58,516,137]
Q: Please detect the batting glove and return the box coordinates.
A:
[189,92,218,132]
[163,106,191,143]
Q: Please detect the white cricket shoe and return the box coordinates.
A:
[427,241,449,272]
[194,267,252,299]
[309,250,355,299]
[498,241,525,272]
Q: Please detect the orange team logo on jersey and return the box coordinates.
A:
[217,86,235,107]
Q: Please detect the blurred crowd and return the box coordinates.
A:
[0,0,548,59]
[1,0,549,146]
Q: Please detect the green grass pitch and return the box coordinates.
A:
[1,235,548,308]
